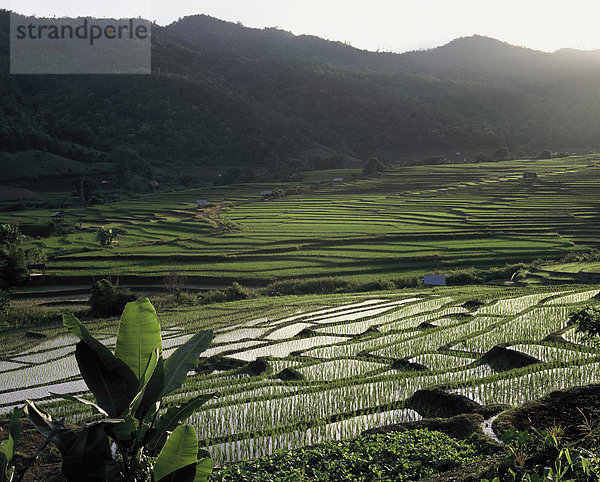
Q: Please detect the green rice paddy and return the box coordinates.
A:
[2,156,599,284]
[1,285,599,466]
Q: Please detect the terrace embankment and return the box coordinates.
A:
[494,383,600,442]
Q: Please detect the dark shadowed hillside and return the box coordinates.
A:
[2,10,600,187]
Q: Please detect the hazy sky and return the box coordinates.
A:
[5,0,600,53]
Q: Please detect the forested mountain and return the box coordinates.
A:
[1,10,600,187]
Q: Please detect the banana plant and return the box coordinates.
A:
[0,409,22,482]
[23,298,215,481]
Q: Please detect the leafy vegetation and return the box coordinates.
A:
[210,429,480,481]
[570,303,600,345]
[0,409,21,482]
[0,245,29,287]
[21,299,215,481]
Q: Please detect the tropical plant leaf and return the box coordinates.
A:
[192,458,214,482]
[7,409,22,443]
[135,356,165,421]
[98,415,138,447]
[148,394,215,454]
[115,298,162,381]
[157,462,197,482]
[162,331,213,397]
[23,401,77,457]
[75,341,138,418]
[0,436,14,482]
[127,347,159,418]
[0,410,22,481]
[61,425,123,481]
[50,393,108,417]
[153,426,199,482]
[64,314,138,398]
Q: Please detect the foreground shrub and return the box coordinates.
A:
[210,429,480,481]
[22,299,215,481]
[89,279,137,317]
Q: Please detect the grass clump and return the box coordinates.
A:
[210,429,480,481]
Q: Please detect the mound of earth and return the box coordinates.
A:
[392,358,430,372]
[359,326,380,336]
[478,346,540,371]
[406,388,508,419]
[494,384,600,442]
[196,355,246,374]
[462,299,486,310]
[407,388,482,418]
[277,367,305,381]
[294,328,320,338]
[363,413,486,439]
[542,333,572,345]
[239,358,271,376]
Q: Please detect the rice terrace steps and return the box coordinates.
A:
[1,285,599,467]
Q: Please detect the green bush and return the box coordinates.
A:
[0,224,22,245]
[226,282,251,301]
[89,279,137,317]
[266,277,350,296]
[570,304,600,343]
[151,291,199,310]
[0,244,29,287]
[199,290,228,305]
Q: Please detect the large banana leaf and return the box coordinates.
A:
[153,425,199,482]
[64,314,138,399]
[61,425,123,481]
[148,394,215,454]
[192,458,214,482]
[126,347,159,418]
[75,342,137,418]
[157,458,213,482]
[135,356,164,421]
[162,331,213,397]
[115,299,162,381]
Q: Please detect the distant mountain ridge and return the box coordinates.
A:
[160,16,600,82]
[1,10,600,187]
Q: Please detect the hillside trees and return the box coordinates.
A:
[494,147,512,161]
[0,244,29,287]
[362,157,385,176]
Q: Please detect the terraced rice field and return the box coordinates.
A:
[1,285,599,466]
[2,156,600,284]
